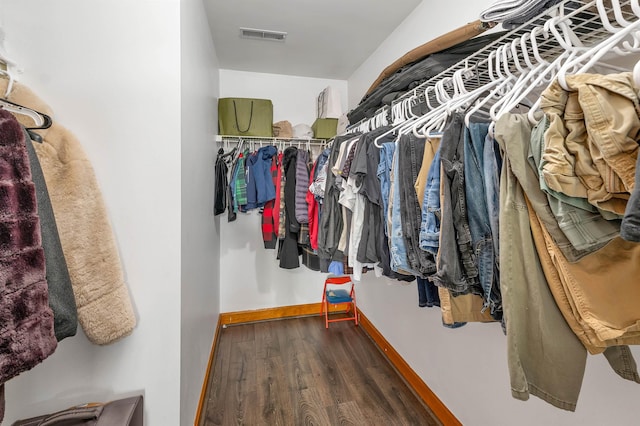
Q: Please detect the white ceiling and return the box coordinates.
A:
[204,0,423,80]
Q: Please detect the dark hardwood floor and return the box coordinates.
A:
[200,315,441,426]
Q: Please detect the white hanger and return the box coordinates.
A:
[631,0,640,18]
[415,65,489,137]
[634,57,640,87]
[0,28,18,97]
[596,0,633,33]
[464,47,510,127]
[556,17,640,91]
[492,20,573,123]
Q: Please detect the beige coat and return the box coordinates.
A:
[0,80,136,345]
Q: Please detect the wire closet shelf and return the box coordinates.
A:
[349,0,639,130]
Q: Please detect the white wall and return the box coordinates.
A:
[219,211,325,312]
[219,69,348,128]
[180,0,220,424]
[348,1,640,425]
[218,71,347,312]
[1,1,183,425]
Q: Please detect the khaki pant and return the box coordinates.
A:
[499,127,586,411]
[540,73,640,215]
[497,113,640,411]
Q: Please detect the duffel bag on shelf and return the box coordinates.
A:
[218,98,273,137]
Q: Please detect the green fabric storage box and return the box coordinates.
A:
[218,98,273,137]
[312,118,338,139]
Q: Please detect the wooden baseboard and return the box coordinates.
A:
[194,315,222,426]
[357,310,461,426]
[219,302,345,325]
[197,304,459,426]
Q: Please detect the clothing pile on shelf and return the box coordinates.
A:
[348,32,505,125]
[480,0,565,29]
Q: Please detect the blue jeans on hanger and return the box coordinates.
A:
[377,142,395,237]
[397,134,437,278]
[464,122,501,319]
[420,148,441,256]
[389,147,419,276]
[483,132,501,274]
[417,277,440,308]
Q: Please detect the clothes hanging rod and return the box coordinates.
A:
[390,0,636,111]
[346,105,390,133]
[216,135,329,145]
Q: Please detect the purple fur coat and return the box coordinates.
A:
[0,109,57,421]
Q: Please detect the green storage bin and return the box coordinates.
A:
[312,118,338,139]
[218,98,273,137]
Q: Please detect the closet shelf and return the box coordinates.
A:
[392,0,634,111]
[216,134,329,146]
[348,0,637,131]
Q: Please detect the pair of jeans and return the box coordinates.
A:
[415,138,440,209]
[397,133,437,278]
[464,123,502,319]
[420,148,441,256]
[417,277,440,308]
[377,142,395,237]
[389,144,419,276]
[432,113,481,296]
[540,73,639,216]
[483,132,501,279]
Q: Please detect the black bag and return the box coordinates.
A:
[12,395,143,426]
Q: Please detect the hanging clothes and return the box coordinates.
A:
[214,148,229,216]
[0,109,57,422]
[318,134,359,261]
[261,154,279,249]
[2,80,136,346]
[279,146,301,269]
[431,113,482,296]
[496,112,640,412]
[25,127,77,341]
[295,148,310,224]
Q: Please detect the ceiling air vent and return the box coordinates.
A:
[240,27,287,42]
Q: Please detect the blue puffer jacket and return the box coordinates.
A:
[246,145,278,209]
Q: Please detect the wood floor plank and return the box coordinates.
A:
[226,322,255,343]
[296,387,333,425]
[201,327,232,426]
[256,355,294,425]
[254,320,282,359]
[368,364,441,426]
[202,316,441,426]
[332,401,367,426]
[304,331,354,406]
